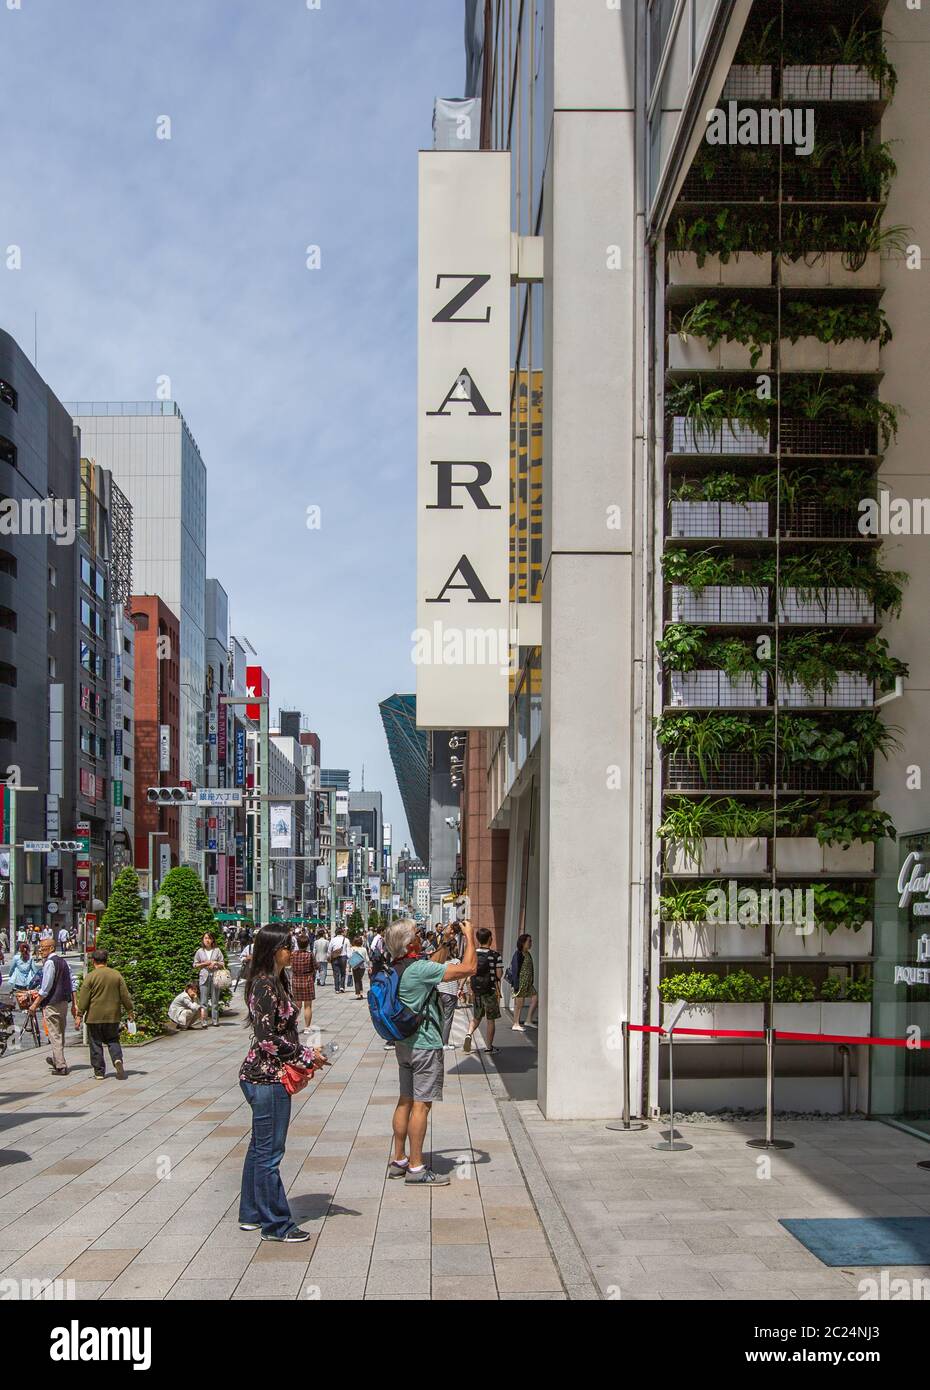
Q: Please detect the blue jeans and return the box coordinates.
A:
[332,958,346,992]
[239,1081,294,1237]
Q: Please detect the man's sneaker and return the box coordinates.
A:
[93,1072,106,1080]
[404,1167,451,1186]
[239,1222,260,1231]
[114,1059,126,1080]
[511,1023,525,1032]
[386,1159,409,1180]
[261,1227,311,1243]
[462,1033,472,1052]
[45,1055,55,1067]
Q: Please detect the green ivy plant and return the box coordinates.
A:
[811,884,871,932]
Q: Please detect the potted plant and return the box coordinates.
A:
[664,547,770,624]
[659,883,717,959]
[821,973,872,1036]
[772,972,820,1033]
[660,797,770,875]
[666,381,772,455]
[670,472,769,539]
[668,209,774,286]
[671,298,775,371]
[779,302,889,373]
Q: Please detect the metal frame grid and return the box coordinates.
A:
[671,417,771,455]
[779,503,866,539]
[664,753,773,791]
[777,419,876,456]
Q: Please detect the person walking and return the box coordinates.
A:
[238,925,329,1242]
[348,936,370,1000]
[463,928,503,1054]
[233,937,253,993]
[433,925,462,1050]
[312,930,329,987]
[75,948,134,1080]
[328,927,349,994]
[6,942,41,995]
[385,917,476,1186]
[290,932,316,1032]
[168,983,201,1029]
[509,933,538,1032]
[27,937,76,1075]
[194,931,224,1028]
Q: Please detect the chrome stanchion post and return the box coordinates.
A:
[607,1020,647,1132]
[654,1001,692,1152]
[747,1010,793,1151]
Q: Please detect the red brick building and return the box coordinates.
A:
[130,596,181,879]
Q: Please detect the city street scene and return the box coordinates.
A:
[1,0,929,1356]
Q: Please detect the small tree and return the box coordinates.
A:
[98,867,145,973]
[99,868,171,1036]
[150,865,224,1002]
[347,907,365,936]
[367,909,381,931]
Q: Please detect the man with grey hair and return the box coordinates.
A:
[384,916,476,1185]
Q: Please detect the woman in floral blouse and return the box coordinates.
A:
[238,925,328,1242]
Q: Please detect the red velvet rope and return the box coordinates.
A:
[630,1023,930,1049]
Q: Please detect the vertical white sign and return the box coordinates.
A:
[159,725,171,773]
[417,151,511,729]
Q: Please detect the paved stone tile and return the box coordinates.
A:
[167,1278,240,1300]
[493,1256,563,1293]
[432,1275,498,1300]
[61,1249,140,1281]
[430,1217,488,1244]
[102,1260,187,1299]
[430,1243,493,1276]
[365,1259,431,1296]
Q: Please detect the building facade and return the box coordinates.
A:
[131,596,181,893]
[67,402,208,869]
[422,0,930,1129]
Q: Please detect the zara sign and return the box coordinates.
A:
[416,151,511,729]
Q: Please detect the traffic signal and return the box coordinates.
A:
[146,787,194,804]
[50,840,83,852]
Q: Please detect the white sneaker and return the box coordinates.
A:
[512,1023,525,1032]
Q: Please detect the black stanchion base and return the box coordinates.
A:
[746,1138,794,1150]
[605,1120,648,1132]
[916,1160,930,1170]
[653,1139,693,1151]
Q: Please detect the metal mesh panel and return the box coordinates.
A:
[777,589,875,625]
[719,587,770,623]
[720,502,770,538]
[671,418,771,455]
[777,419,876,456]
[779,503,865,539]
[669,671,768,708]
[722,65,773,100]
[778,763,873,792]
[664,753,773,791]
[680,166,777,202]
[782,65,883,101]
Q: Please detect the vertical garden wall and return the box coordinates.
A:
[655,1,908,1108]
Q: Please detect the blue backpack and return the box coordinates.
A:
[368,959,431,1042]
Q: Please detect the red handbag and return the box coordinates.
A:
[281,1062,312,1095]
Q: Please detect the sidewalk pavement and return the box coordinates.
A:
[2,983,929,1301]
[0,987,585,1300]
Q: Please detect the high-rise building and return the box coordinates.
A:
[131,596,181,892]
[379,695,429,865]
[320,768,350,791]
[66,402,207,868]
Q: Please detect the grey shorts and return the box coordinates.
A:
[396,1043,444,1103]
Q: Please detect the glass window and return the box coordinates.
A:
[81,598,92,629]
[81,556,92,588]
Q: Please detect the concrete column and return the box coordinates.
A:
[537,1,643,1118]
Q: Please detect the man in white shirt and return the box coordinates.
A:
[313,931,330,986]
[57,926,69,953]
[328,930,349,993]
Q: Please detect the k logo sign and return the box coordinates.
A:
[416,152,512,730]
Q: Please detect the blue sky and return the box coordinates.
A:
[1,0,467,852]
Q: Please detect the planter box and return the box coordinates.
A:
[670,669,767,709]
[773,837,822,873]
[777,588,874,625]
[664,752,774,793]
[664,835,767,875]
[780,337,880,373]
[825,673,874,708]
[669,501,768,538]
[669,334,771,371]
[822,839,875,873]
[821,1002,871,1037]
[662,920,715,959]
[662,1002,715,1036]
[715,922,768,959]
[827,252,881,289]
[776,673,874,707]
[671,585,770,624]
[774,1002,821,1033]
[714,1003,764,1035]
[821,920,873,958]
[671,416,770,455]
[668,252,772,288]
[722,64,773,99]
[773,920,822,956]
[782,65,882,101]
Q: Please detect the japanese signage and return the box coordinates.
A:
[159,724,171,773]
